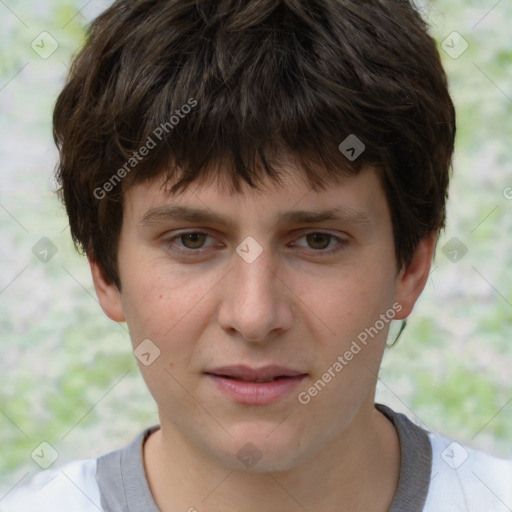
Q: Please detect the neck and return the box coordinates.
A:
[144,403,400,512]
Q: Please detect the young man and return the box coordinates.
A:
[3,0,511,511]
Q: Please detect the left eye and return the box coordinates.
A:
[292,232,345,251]
[178,232,210,249]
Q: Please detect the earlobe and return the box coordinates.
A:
[393,233,436,320]
[89,258,126,322]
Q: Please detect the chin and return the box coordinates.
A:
[211,424,311,473]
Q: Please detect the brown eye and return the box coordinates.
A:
[305,233,332,250]
[291,231,348,255]
[180,232,207,249]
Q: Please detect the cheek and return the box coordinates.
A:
[122,269,218,403]
[304,264,396,342]
[120,265,219,354]
[294,268,396,419]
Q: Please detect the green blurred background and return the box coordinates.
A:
[1,0,511,495]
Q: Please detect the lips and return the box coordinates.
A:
[205,365,306,382]
[204,365,308,405]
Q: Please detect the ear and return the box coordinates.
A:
[89,258,126,322]
[393,232,436,320]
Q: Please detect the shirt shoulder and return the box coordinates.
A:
[0,459,102,512]
[424,434,512,511]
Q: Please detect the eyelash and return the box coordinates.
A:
[162,230,349,257]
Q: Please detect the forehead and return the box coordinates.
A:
[123,164,387,228]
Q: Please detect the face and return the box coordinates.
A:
[91,163,433,472]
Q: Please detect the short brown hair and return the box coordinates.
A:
[53,0,456,288]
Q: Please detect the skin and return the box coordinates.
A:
[91,162,435,512]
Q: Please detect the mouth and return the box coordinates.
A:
[205,364,307,382]
[212,375,293,383]
[204,365,308,405]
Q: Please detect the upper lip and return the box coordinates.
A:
[205,365,307,381]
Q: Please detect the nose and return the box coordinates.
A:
[217,245,294,343]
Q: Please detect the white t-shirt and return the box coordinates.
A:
[1,404,511,511]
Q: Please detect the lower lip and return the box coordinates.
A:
[206,374,307,405]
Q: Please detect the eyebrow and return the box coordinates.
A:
[138,204,373,228]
